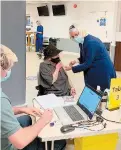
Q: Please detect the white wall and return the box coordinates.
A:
[116,1,121,41]
[116,1,121,32]
[26,1,81,38]
[26,1,115,42]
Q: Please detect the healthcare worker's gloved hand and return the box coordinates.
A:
[69,60,77,67]
[64,65,72,71]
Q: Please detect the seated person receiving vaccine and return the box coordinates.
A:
[37,44,76,97]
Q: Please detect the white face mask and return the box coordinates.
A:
[74,35,84,44]
[1,69,11,82]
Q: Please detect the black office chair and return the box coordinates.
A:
[35,84,45,96]
[35,72,46,96]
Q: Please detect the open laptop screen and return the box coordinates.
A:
[77,85,102,119]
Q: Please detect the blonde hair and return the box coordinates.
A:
[0,45,18,70]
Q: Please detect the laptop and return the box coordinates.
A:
[54,85,102,125]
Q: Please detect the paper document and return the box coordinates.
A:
[33,94,75,109]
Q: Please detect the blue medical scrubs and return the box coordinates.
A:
[72,34,116,91]
[36,25,43,52]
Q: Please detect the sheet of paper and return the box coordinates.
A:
[62,96,76,106]
[33,94,76,109]
[33,94,64,109]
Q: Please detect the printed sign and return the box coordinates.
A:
[108,78,121,110]
[100,18,106,26]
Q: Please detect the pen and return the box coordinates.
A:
[50,121,56,127]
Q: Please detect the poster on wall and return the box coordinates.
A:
[100,18,106,26]
[26,16,30,26]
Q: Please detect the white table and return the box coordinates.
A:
[33,100,121,150]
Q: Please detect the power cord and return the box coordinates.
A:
[96,114,121,124]
[74,123,106,132]
[96,110,121,124]
[72,118,107,132]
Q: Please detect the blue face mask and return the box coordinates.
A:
[74,36,84,44]
[1,70,11,82]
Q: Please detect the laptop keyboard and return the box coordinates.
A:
[63,105,84,122]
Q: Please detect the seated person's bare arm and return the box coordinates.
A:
[39,62,62,86]
[52,62,63,83]
[13,107,42,117]
[9,110,52,149]
[2,97,52,150]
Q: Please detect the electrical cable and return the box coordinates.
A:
[96,114,121,124]
[74,123,106,132]
[72,120,106,132]
[72,109,121,132]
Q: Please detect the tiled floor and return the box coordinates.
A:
[26,52,121,150]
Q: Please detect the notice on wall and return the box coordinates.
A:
[100,18,106,26]
[108,78,121,110]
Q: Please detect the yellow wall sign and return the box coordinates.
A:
[108,78,121,110]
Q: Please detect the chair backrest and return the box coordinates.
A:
[36,72,45,96]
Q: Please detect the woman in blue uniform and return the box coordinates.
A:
[65,25,116,91]
[36,21,43,53]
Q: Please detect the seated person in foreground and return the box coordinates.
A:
[37,44,76,97]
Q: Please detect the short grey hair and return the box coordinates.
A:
[69,25,79,32]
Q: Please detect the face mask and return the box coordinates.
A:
[51,57,60,64]
[74,36,84,44]
[1,70,11,82]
